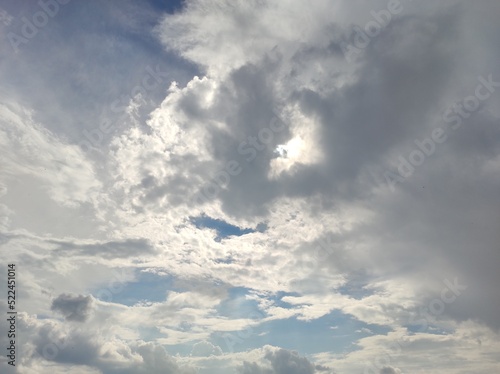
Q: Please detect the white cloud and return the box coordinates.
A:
[237,346,333,374]
[0,101,102,208]
[191,341,223,357]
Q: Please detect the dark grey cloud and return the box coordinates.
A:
[19,314,195,374]
[265,348,328,374]
[178,1,500,333]
[33,321,100,365]
[147,5,466,219]
[51,294,94,322]
[135,0,500,334]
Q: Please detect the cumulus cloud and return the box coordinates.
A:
[240,361,273,374]
[239,347,334,374]
[191,340,223,357]
[265,348,318,374]
[15,313,196,374]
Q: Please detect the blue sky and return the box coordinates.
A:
[190,215,258,241]
[1,1,500,373]
[147,0,186,14]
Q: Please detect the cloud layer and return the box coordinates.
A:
[1,0,500,373]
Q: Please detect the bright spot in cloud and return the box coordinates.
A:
[274,144,288,158]
[269,108,323,180]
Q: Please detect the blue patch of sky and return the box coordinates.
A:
[91,271,175,306]
[103,281,393,358]
[190,215,266,241]
[215,288,302,319]
[267,291,301,308]
[211,309,391,356]
[206,286,392,355]
[146,0,186,14]
[216,287,262,319]
[89,275,392,358]
[57,1,200,81]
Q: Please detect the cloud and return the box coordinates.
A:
[265,348,326,374]
[51,294,95,322]
[380,367,402,374]
[239,347,334,374]
[16,312,196,374]
[0,100,102,209]
[2,0,500,373]
[191,340,223,357]
[240,361,273,374]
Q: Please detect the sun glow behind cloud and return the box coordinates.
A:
[269,108,323,179]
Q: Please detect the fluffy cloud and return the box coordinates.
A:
[191,341,223,357]
[239,346,333,374]
[141,0,500,337]
[13,313,196,374]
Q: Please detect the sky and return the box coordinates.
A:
[0,0,500,373]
